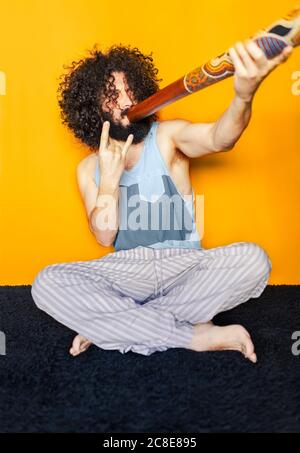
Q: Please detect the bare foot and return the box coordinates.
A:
[187,322,257,363]
[69,335,93,356]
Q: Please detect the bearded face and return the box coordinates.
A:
[99,71,152,144]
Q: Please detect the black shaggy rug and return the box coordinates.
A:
[0,285,300,433]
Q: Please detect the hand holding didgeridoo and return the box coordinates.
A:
[127,6,300,122]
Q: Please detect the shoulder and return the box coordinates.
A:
[77,153,97,176]
[77,152,97,170]
[157,118,190,138]
[156,118,191,163]
[76,153,98,192]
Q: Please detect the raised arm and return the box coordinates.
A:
[77,121,133,247]
[168,40,293,158]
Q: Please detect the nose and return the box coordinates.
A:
[117,90,133,111]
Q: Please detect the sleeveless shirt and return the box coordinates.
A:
[94,121,201,251]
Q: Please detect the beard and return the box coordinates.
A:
[99,108,153,145]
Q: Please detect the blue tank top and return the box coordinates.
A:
[94,121,202,251]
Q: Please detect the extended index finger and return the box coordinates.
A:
[99,121,110,152]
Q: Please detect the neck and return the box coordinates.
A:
[125,140,145,169]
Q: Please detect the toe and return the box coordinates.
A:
[81,340,92,350]
[243,335,255,357]
[70,335,83,355]
[248,352,257,363]
[80,341,89,350]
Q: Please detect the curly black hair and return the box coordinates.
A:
[57,43,163,150]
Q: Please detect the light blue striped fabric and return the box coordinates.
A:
[31,242,272,356]
[94,121,202,251]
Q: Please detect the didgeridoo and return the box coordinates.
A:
[127,6,300,122]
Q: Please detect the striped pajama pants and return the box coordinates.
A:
[31,241,272,356]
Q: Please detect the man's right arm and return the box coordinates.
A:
[77,158,119,247]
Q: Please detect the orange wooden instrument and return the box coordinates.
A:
[127,7,300,122]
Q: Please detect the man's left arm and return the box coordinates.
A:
[170,40,293,157]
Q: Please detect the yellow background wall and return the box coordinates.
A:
[0,0,299,284]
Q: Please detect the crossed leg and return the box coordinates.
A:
[147,241,271,362]
[31,242,271,361]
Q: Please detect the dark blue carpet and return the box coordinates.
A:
[0,285,300,433]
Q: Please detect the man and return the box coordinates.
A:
[31,42,292,362]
